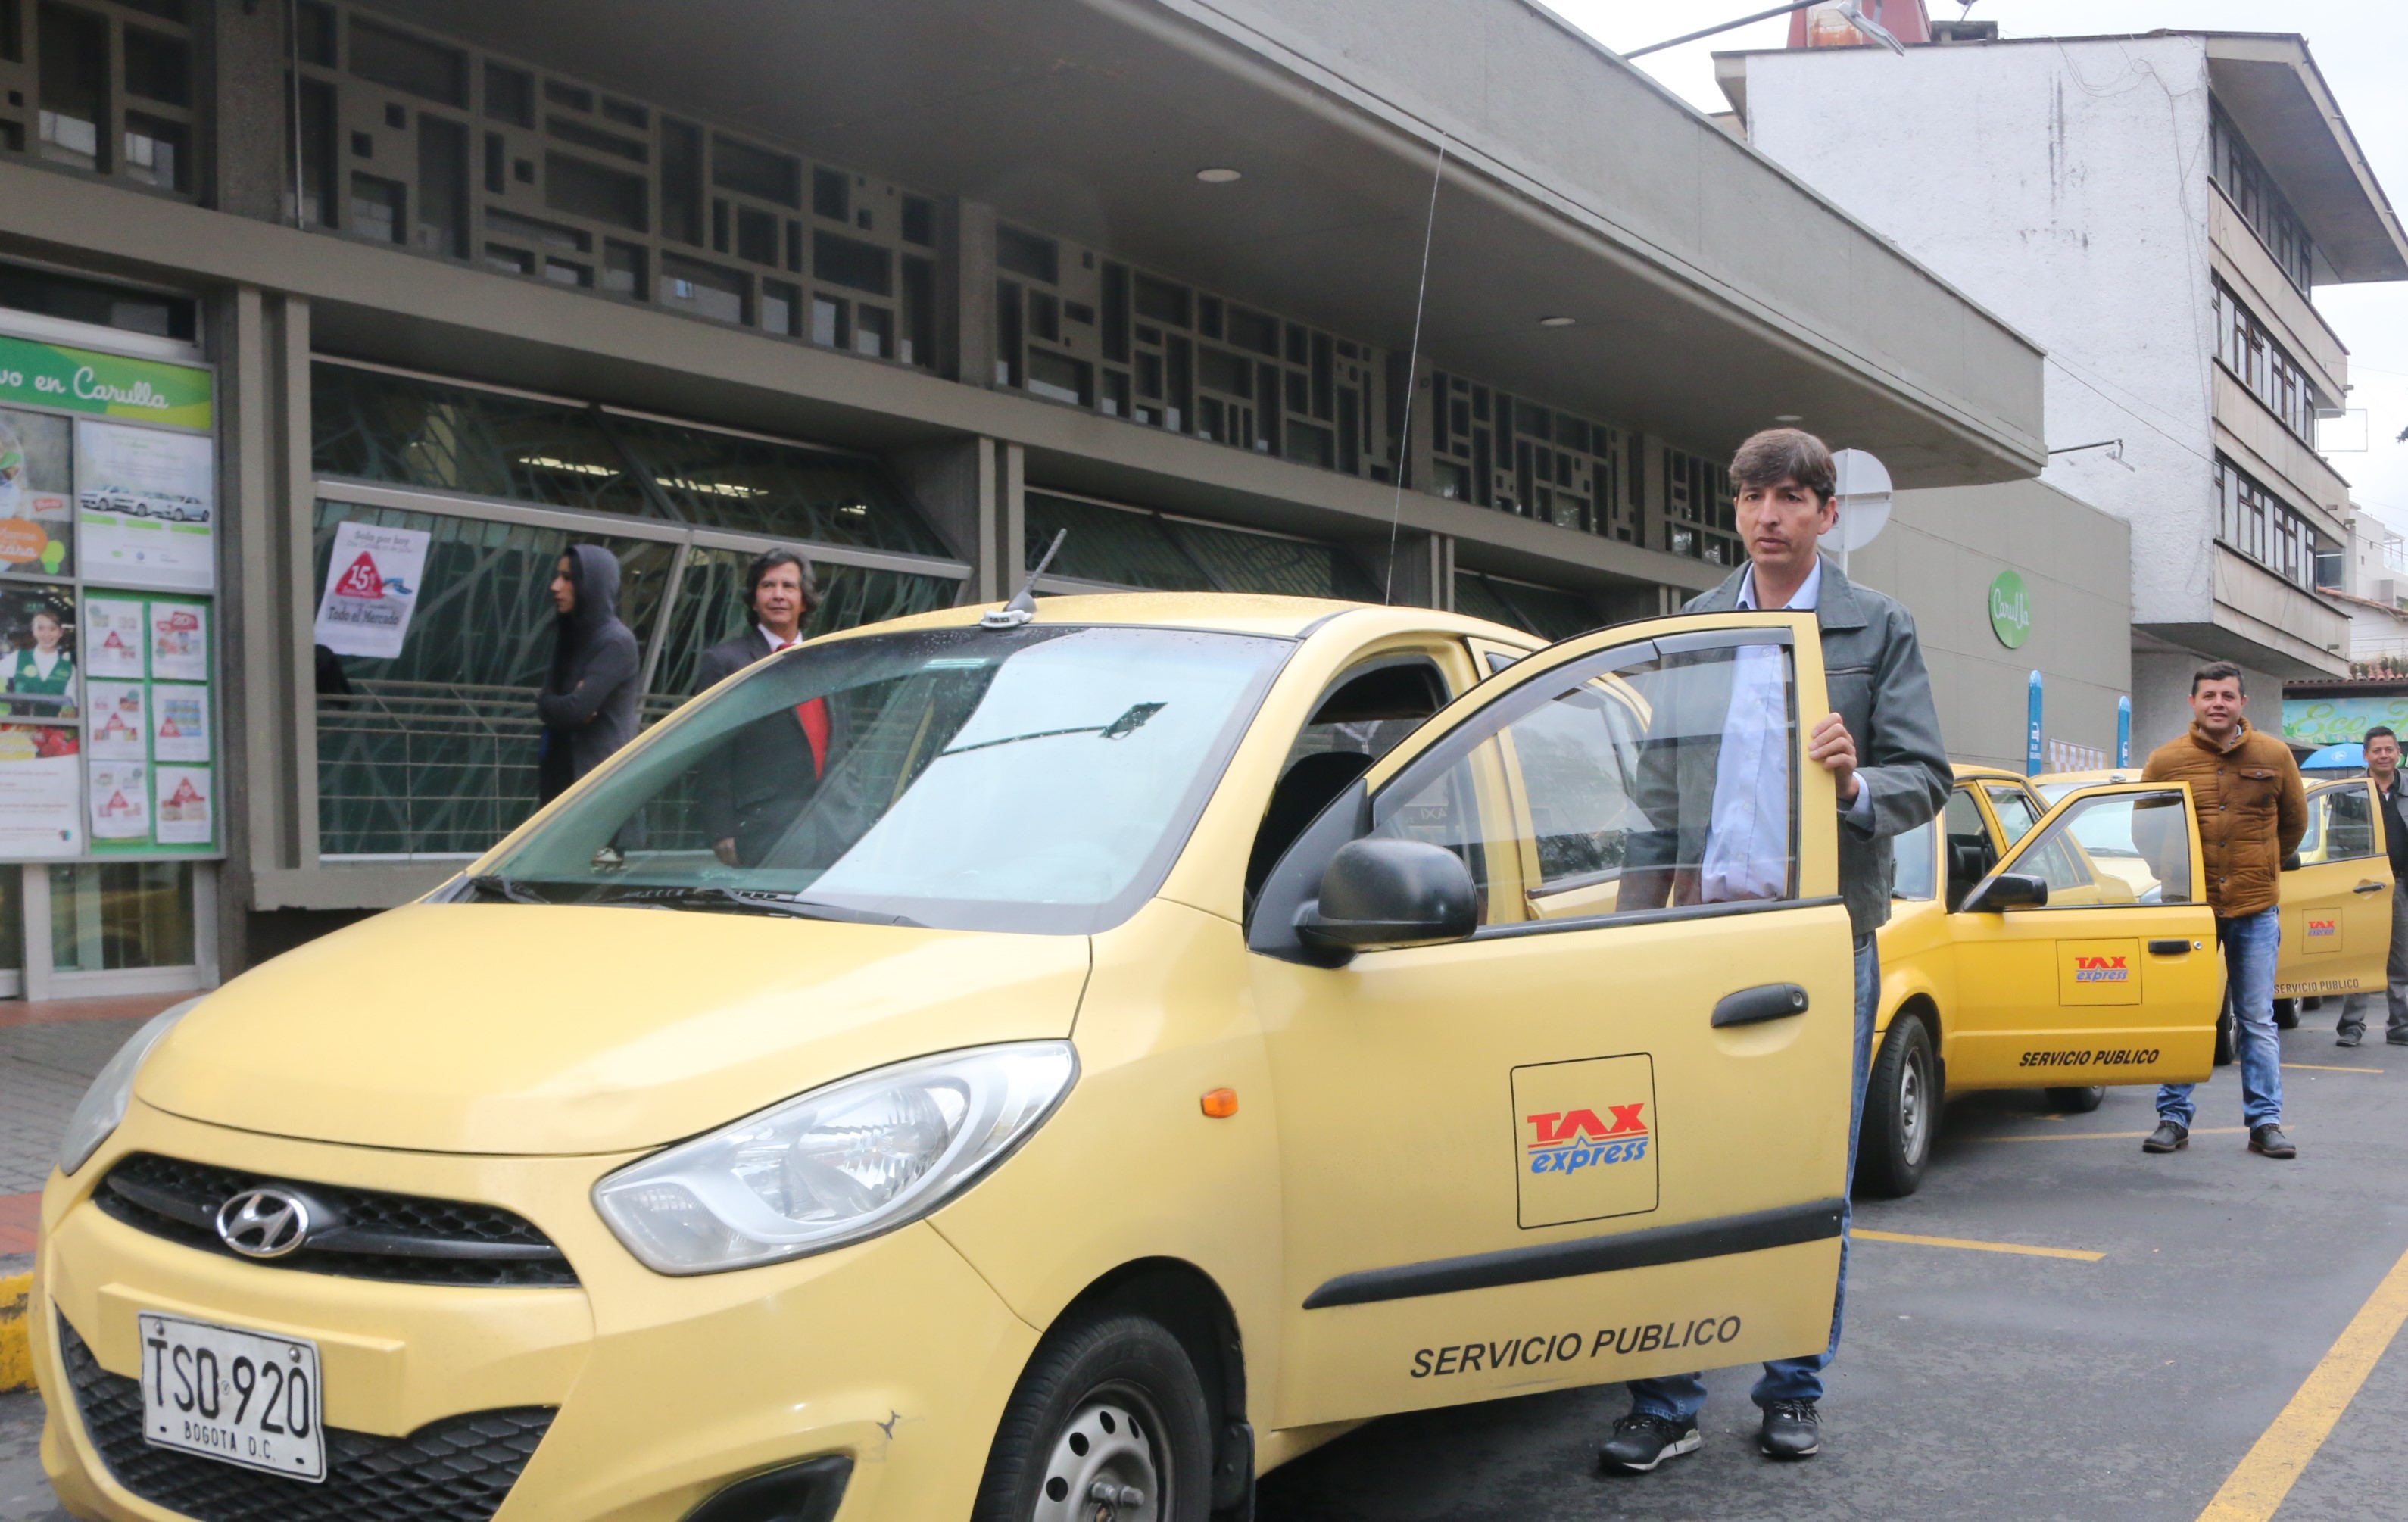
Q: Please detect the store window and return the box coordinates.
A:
[50,859,192,971]
[0,290,218,996]
[1023,491,1379,600]
[311,363,961,861]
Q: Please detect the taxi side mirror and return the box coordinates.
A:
[1963,872,2048,913]
[2281,851,2303,872]
[1296,838,1477,955]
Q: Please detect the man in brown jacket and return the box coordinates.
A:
[2138,660,2306,1159]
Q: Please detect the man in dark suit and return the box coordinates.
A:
[694,550,839,867]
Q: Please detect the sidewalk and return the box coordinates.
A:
[1,995,184,1274]
[2,993,174,1514]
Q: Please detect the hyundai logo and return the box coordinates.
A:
[214,1188,311,1259]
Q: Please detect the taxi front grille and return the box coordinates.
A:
[95,1152,579,1288]
[58,1316,555,1522]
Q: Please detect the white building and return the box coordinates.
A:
[1716,25,2408,753]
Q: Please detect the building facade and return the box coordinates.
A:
[1720,27,2408,760]
[0,0,2059,980]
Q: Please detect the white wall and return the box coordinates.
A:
[2131,649,2285,763]
[1848,479,2132,771]
[1738,37,2219,628]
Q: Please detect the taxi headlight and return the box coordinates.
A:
[592,1041,1079,1274]
[58,997,203,1177]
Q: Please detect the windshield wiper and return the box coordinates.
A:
[941,700,1167,756]
[460,875,554,906]
[595,884,923,928]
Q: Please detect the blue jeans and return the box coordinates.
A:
[2157,906,2283,1129]
[1627,934,1879,1422]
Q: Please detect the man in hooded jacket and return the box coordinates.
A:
[537,544,641,803]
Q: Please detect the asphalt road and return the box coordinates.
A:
[6,1006,2406,1521]
[1258,1006,2408,1521]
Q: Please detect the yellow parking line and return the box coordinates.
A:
[0,1272,31,1394]
[2196,1241,2408,1521]
[1973,1127,2250,1143]
[1854,1229,2102,1262]
[2285,1063,2383,1074]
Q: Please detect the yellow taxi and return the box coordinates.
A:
[1855,766,2224,1195]
[2039,766,2397,1040]
[30,594,2212,1522]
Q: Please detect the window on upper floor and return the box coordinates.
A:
[2211,100,2316,294]
[2214,452,2332,597]
[2211,278,2322,444]
[5,0,195,193]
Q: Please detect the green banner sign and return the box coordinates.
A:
[1988,569,2032,649]
[0,333,211,430]
[2285,696,2408,752]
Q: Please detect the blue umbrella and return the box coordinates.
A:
[2304,741,2365,772]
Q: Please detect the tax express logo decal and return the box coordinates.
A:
[1511,1053,1658,1229]
[2072,954,2129,984]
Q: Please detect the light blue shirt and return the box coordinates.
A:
[1698,562,1872,903]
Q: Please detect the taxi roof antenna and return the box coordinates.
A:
[981,529,1066,628]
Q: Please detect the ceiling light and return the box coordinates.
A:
[1195,167,1243,184]
[1775,414,1804,423]
[1538,315,1576,328]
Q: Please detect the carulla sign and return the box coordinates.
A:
[1988,569,2032,649]
[0,333,213,430]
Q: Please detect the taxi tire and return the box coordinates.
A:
[2045,1084,2106,1114]
[2215,999,2236,1066]
[2273,998,2300,1030]
[974,1308,1216,1522]
[1855,1015,1938,1199]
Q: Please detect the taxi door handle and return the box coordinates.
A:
[2148,939,2195,956]
[1711,984,1810,1028]
[2356,881,2390,895]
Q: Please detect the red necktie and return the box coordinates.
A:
[773,639,829,779]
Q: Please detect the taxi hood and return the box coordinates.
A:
[136,903,1090,1156]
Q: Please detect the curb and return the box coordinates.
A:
[0,1271,30,1394]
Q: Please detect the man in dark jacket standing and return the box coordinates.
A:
[2138,663,2304,1157]
[2338,725,2408,1048]
[1601,429,1951,1476]
[693,550,841,868]
[536,544,641,803]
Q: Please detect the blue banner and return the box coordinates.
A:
[2026,671,2045,776]
[2117,696,2131,769]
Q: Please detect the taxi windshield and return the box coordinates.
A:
[478,624,1290,934]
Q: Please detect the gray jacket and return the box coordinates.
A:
[1688,555,1951,937]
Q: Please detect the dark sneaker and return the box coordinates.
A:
[1760,1399,1821,1459]
[2338,1029,2363,1048]
[2141,1121,2189,1153]
[2250,1124,2297,1159]
[2388,1035,2408,1047]
[1599,1411,1701,1474]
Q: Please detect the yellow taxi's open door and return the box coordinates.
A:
[1247,611,1854,1427]
[1944,781,2221,1091]
[2275,778,2394,1002]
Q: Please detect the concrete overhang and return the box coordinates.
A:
[2203,34,2408,285]
[360,0,2045,488]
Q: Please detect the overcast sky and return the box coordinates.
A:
[1547,0,2408,535]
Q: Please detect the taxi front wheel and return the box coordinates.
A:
[2045,1084,2106,1114]
[1855,1015,1938,1199]
[974,1308,1215,1522]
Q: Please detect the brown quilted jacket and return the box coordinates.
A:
[2138,719,2305,919]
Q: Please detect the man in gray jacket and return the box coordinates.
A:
[1601,429,1952,1475]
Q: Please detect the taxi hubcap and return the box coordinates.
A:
[1035,1393,1161,1522]
[1898,1049,1929,1162]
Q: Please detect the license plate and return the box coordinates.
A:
[136,1312,326,1482]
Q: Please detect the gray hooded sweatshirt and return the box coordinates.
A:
[536,543,641,800]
